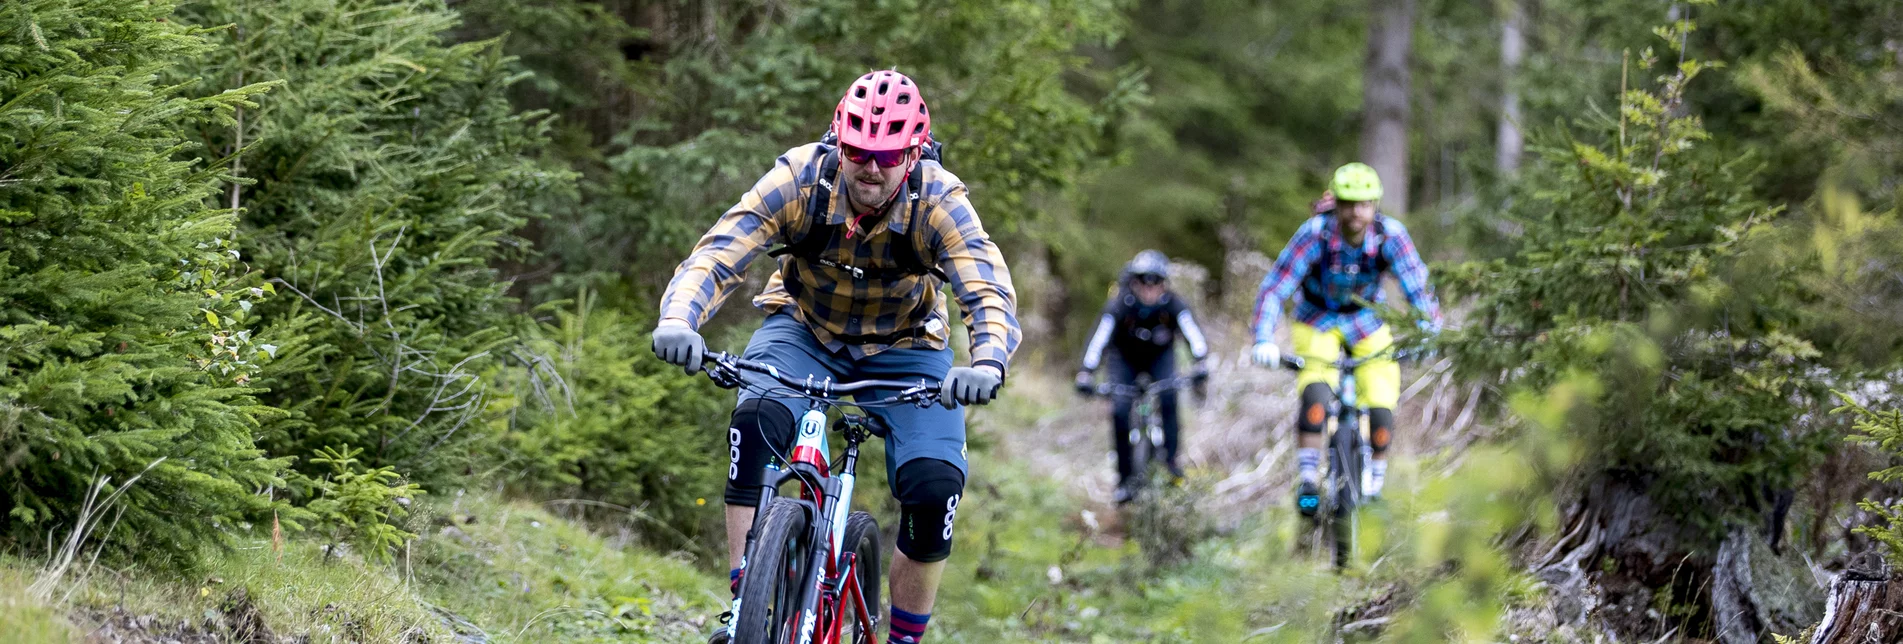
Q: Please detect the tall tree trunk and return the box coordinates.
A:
[1496,0,1526,175]
[1361,0,1416,216]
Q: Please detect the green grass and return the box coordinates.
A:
[2,491,723,643]
[0,566,79,644]
[928,458,1369,643]
[411,491,724,642]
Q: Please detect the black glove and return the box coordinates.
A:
[650,324,705,375]
[1074,370,1094,394]
[941,366,1003,409]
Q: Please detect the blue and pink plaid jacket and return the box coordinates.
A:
[1252,213,1442,346]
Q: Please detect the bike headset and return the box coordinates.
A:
[708,358,939,492]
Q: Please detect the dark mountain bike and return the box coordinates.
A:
[699,351,943,644]
[1087,374,1199,494]
[1278,348,1408,571]
[1087,374,1205,567]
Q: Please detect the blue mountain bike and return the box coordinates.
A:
[1278,348,1408,571]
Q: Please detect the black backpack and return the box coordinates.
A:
[765,131,950,283]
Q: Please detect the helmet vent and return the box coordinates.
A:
[896,93,911,105]
[871,105,885,115]
[878,81,890,94]
[854,87,867,98]
[847,114,864,131]
[887,120,906,136]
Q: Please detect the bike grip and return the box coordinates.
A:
[1281,355,1305,370]
[862,415,892,438]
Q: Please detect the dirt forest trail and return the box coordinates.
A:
[925,290,1493,641]
[975,307,1483,547]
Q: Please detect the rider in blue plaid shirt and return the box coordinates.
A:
[1251,162,1442,515]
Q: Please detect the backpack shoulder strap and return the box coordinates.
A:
[1369,217,1392,274]
[767,146,841,261]
[1315,213,1340,272]
[891,168,951,282]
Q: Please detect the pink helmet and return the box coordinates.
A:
[832,70,931,151]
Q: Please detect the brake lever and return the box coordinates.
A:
[703,358,744,389]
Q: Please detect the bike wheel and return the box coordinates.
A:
[1329,422,1362,571]
[1118,424,1149,491]
[1332,480,1356,570]
[734,499,813,644]
[840,511,883,644]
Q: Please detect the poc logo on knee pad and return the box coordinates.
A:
[941,494,960,541]
[728,427,743,480]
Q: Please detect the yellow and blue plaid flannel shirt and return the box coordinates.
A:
[660,143,1021,375]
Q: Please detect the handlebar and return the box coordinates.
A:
[1087,374,1202,399]
[1276,348,1413,371]
[700,351,942,406]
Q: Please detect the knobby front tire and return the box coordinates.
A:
[736,499,813,644]
[1330,421,1362,572]
[1333,482,1356,571]
[841,511,883,644]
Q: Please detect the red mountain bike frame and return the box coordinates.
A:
[707,353,937,644]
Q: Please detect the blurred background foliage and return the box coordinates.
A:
[4,0,1903,639]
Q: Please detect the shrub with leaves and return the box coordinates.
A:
[306,445,424,564]
[502,291,729,555]
[170,0,578,488]
[0,0,291,566]
[1443,17,1831,539]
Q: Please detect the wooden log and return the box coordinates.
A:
[1809,569,1903,644]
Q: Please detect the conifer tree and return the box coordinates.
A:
[172,0,575,488]
[0,0,286,565]
[1443,26,1831,540]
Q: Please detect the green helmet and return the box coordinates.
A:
[1330,162,1384,202]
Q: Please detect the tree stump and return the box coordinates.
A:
[1713,526,1826,643]
[1809,569,1903,644]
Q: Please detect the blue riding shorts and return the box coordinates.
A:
[734,312,969,487]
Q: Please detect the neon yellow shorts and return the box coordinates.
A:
[1291,322,1400,410]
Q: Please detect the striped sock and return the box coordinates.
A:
[1297,448,1321,485]
[888,607,930,644]
[729,568,742,597]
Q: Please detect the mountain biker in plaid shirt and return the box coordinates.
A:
[1249,162,1441,516]
[652,70,1019,644]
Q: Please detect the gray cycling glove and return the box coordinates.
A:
[650,324,705,375]
[941,366,1003,409]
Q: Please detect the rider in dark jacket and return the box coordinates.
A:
[1075,250,1210,503]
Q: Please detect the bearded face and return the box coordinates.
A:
[841,150,916,212]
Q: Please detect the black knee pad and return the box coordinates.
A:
[892,459,965,564]
[723,398,796,507]
[1369,408,1394,456]
[1298,383,1332,435]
